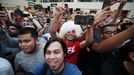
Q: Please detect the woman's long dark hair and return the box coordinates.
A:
[40,37,68,75]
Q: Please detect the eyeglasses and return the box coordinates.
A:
[103,31,117,34]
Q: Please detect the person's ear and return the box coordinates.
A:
[129,52,134,62]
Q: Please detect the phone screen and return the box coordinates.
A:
[74,15,94,25]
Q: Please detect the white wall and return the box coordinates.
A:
[0,0,28,10]
[42,2,134,17]
[42,2,134,10]
[0,0,134,17]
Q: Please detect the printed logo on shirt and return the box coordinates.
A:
[68,46,75,55]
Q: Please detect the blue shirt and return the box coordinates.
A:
[30,62,82,75]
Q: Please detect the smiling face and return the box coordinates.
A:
[18,33,37,53]
[101,26,117,39]
[65,30,76,41]
[45,41,65,73]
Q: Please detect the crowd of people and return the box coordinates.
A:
[0,0,134,75]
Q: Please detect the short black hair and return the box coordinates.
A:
[120,22,133,31]
[101,24,117,33]
[18,27,38,39]
[119,40,134,61]
[64,4,68,8]
[44,37,68,58]
[8,23,21,29]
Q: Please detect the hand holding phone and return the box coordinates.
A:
[74,15,94,25]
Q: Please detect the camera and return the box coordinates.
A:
[74,15,94,25]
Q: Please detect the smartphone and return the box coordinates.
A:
[74,15,94,25]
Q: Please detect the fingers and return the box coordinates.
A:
[103,6,110,11]
[53,4,66,16]
[103,10,111,17]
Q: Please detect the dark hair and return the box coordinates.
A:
[44,37,68,57]
[121,22,133,31]
[8,23,21,29]
[119,40,134,61]
[40,37,68,75]
[18,27,38,39]
[46,18,50,23]
[101,24,117,33]
[64,4,68,8]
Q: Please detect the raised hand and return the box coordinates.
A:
[53,3,66,16]
[94,6,111,26]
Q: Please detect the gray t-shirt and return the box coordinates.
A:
[15,48,45,72]
[0,57,14,75]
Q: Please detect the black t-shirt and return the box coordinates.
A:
[77,46,121,75]
[101,59,130,75]
[78,47,105,75]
